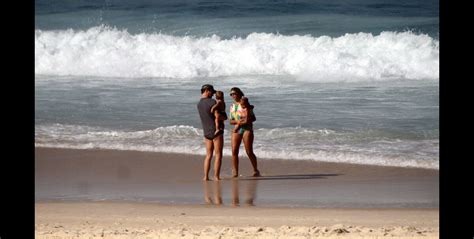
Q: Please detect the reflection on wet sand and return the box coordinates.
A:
[203,179,258,206]
[232,179,258,207]
[203,181,223,205]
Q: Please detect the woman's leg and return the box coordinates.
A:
[231,178,240,206]
[231,132,243,177]
[214,180,222,205]
[243,130,260,176]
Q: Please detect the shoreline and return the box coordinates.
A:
[35,147,439,208]
[35,146,438,173]
[35,145,439,170]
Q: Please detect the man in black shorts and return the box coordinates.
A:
[197,84,227,181]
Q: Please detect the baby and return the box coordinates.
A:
[210,91,227,136]
[233,97,254,134]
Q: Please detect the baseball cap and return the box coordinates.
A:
[201,84,216,93]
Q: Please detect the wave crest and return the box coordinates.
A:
[35,26,439,81]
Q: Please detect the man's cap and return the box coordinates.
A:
[201,84,216,93]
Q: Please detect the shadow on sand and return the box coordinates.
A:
[237,173,341,181]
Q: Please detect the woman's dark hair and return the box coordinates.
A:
[230,87,244,96]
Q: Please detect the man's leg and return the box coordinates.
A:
[213,133,223,180]
[203,138,214,181]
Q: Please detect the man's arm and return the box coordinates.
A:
[218,113,227,121]
[210,102,226,121]
[210,101,220,113]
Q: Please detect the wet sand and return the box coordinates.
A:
[35,147,439,238]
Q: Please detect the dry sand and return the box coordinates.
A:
[36,202,438,238]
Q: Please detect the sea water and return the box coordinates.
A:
[35,0,439,169]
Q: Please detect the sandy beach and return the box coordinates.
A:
[34,0,440,237]
[35,147,439,238]
[36,202,438,238]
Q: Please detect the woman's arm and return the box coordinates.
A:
[248,108,256,123]
[241,108,256,124]
[237,108,255,125]
[229,103,238,125]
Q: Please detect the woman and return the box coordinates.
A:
[229,87,261,177]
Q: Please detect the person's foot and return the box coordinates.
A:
[232,200,239,207]
[214,175,221,181]
[232,170,239,178]
[252,170,261,177]
[202,177,210,181]
[244,199,254,206]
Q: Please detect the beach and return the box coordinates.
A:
[36,202,438,238]
[35,0,439,237]
[35,147,439,238]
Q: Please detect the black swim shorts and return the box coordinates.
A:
[204,130,224,140]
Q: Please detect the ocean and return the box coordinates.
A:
[35,0,439,169]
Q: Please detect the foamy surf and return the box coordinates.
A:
[35,124,438,169]
[35,26,438,81]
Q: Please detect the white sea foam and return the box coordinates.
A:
[35,26,439,81]
[35,124,439,169]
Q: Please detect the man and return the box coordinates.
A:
[197,84,227,181]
